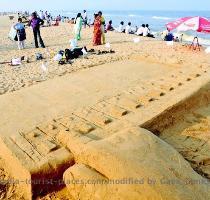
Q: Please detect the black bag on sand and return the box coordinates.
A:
[65,47,88,60]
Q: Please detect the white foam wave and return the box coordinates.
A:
[128,14,142,18]
[152,16,173,20]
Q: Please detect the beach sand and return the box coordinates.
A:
[0,15,210,199]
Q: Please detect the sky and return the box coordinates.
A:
[0,0,210,12]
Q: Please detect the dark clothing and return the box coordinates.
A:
[33,28,45,48]
[14,29,26,41]
[29,17,45,48]
[29,17,44,29]
[165,33,174,41]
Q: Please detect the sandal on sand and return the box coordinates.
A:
[88,49,95,53]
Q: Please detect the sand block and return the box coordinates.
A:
[1,129,75,199]
[73,107,113,127]
[37,121,68,140]
[63,124,210,200]
[57,115,96,135]
[92,101,129,118]
[106,95,142,111]
[57,129,93,148]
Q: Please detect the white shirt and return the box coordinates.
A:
[82,12,87,20]
[117,24,124,33]
[136,27,144,35]
[143,27,149,37]
[125,25,132,34]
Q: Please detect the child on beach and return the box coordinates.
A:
[14,18,26,50]
[106,20,114,31]
[29,12,45,48]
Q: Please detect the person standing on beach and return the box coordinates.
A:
[29,12,45,48]
[98,11,105,44]
[74,13,83,40]
[14,18,26,50]
[82,10,89,28]
[93,14,102,46]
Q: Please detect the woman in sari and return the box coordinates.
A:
[93,14,102,46]
[74,13,83,40]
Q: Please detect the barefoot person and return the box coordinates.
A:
[29,12,45,48]
[74,13,83,40]
[93,14,102,46]
[14,18,26,50]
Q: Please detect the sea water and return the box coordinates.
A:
[53,10,210,45]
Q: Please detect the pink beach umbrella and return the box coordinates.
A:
[166,16,210,33]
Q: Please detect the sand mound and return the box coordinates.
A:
[63,124,210,200]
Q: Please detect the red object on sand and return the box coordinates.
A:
[166,16,210,33]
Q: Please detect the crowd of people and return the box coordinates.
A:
[12,10,176,50]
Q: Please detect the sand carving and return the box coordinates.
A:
[63,125,210,200]
[1,65,210,199]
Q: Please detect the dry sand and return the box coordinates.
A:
[0,15,210,199]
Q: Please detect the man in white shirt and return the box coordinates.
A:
[82,10,89,28]
[136,24,145,36]
[116,21,125,33]
[125,22,132,34]
[143,26,149,37]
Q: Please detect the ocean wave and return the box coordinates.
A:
[152,16,173,20]
[128,14,142,18]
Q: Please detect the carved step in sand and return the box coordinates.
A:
[73,107,113,127]
[57,115,96,135]
[91,101,129,119]
[106,95,143,111]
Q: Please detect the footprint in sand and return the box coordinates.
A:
[149,98,157,102]
[160,92,165,97]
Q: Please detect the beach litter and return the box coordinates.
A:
[105,43,111,49]
[133,38,140,43]
[11,58,22,66]
[36,53,43,61]
[54,53,63,61]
